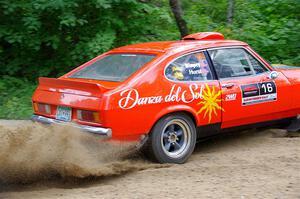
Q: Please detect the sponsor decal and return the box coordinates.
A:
[171,66,184,80]
[225,93,237,101]
[118,84,224,123]
[197,84,224,123]
[118,84,204,110]
[241,81,277,105]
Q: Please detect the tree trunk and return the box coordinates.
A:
[227,0,235,26]
[169,0,189,38]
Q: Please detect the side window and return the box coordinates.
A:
[165,52,213,81]
[208,48,268,79]
[248,53,268,74]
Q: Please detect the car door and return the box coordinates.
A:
[207,47,293,128]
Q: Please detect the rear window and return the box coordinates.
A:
[70,54,156,82]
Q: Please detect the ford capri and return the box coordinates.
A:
[32,32,300,163]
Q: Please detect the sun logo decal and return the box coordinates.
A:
[197,84,224,123]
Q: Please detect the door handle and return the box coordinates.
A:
[222,83,235,89]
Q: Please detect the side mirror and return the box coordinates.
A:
[269,71,279,79]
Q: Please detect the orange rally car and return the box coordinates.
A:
[32,32,300,163]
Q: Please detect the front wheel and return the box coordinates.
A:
[145,113,197,164]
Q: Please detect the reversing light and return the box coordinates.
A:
[77,110,100,123]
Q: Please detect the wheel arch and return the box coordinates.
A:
[149,105,199,134]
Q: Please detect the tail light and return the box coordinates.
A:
[33,103,51,114]
[77,110,100,123]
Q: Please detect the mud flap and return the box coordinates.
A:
[136,135,149,150]
[285,116,300,132]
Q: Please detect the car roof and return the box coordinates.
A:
[111,39,247,54]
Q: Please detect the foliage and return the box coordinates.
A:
[0,0,299,119]
[0,0,177,80]
[183,0,300,65]
[0,77,36,119]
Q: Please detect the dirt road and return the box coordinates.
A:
[0,120,299,199]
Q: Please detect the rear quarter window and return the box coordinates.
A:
[165,52,213,82]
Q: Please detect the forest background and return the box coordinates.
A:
[0,0,299,119]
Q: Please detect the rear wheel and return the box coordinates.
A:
[145,113,197,164]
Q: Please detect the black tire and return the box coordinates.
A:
[144,113,197,164]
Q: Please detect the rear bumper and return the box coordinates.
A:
[31,114,112,138]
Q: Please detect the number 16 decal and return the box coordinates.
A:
[241,81,277,106]
[259,82,276,95]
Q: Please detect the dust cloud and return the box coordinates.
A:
[0,122,161,184]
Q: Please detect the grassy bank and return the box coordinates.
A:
[0,77,36,119]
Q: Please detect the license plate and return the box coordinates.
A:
[56,106,72,122]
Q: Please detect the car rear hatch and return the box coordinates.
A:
[32,77,116,125]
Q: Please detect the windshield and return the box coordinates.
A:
[70,53,156,82]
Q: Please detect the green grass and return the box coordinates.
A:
[0,77,36,119]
